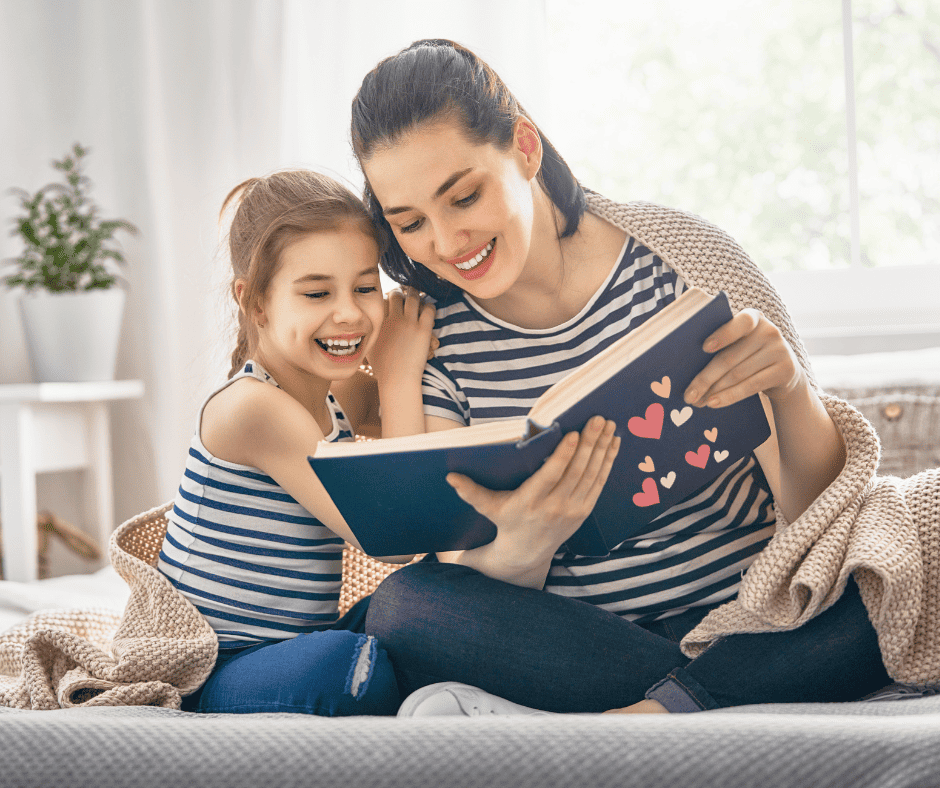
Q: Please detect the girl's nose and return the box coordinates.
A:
[332,292,363,324]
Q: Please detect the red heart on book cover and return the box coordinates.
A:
[628,403,664,440]
[685,444,711,468]
[632,477,660,507]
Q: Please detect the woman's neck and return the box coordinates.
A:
[473,197,626,330]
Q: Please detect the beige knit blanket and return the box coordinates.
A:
[1,194,937,710]
[0,504,216,709]
[586,192,940,684]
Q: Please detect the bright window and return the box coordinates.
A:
[544,0,940,272]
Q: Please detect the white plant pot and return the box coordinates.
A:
[18,289,127,382]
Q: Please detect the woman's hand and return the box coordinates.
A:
[368,287,437,389]
[444,416,621,588]
[683,309,804,409]
[684,308,846,524]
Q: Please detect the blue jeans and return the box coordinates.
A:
[364,562,891,713]
[182,597,400,716]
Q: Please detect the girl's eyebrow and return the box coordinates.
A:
[292,265,378,285]
[383,168,474,216]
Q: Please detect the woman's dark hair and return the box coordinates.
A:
[221,170,386,377]
[351,38,586,300]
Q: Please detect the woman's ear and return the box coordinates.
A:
[513,118,543,180]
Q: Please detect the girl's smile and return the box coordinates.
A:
[314,333,366,363]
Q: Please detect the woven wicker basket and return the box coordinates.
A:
[116,501,410,617]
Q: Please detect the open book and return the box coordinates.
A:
[310,288,771,557]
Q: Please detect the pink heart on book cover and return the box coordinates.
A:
[632,477,660,507]
[638,456,655,472]
[650,376,671,399]
[704,428,718,442]
[628,403,664,440]
[685,444,711,468]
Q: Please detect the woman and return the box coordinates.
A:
[348,39,891,714]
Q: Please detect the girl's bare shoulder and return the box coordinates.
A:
[201,377,316,465]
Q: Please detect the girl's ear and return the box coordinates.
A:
[235,279,266,327]
[513,118,542,180]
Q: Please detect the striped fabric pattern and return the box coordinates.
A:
[422,238,776,622]
[158,361,353,650]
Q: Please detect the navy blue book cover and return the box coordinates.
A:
[310,290,770,557]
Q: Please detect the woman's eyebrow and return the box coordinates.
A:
[383,168,474,216]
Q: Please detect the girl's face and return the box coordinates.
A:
[361,119,541,301]
[252,226,384,383]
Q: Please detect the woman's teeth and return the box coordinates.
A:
[316,337,363,356]
[454,240,494,271]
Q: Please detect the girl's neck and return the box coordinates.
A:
[252,352,334,435]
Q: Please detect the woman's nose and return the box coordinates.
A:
[432,221,470,261]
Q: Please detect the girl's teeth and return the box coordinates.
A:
[319,337,362,355]
[455,241,493,271]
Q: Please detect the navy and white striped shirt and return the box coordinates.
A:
[423,237,776,622]
[158,361,355,650]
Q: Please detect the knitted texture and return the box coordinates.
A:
[0,502,217,710]
[581,194,940,684]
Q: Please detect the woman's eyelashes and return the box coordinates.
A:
[397,189,481,235]
[454,190,479,207]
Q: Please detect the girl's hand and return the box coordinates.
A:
[444,417,621,587]
[368,287,437,388]
[684,309,804,409]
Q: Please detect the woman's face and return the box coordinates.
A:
[361,119,541,301]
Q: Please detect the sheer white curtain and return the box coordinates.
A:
[0,0,545,567]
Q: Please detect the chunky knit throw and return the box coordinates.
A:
[586,192,940,684]
[1,194,937,710]
[0,503,217,709]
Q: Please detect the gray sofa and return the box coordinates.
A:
[1,372,939,788]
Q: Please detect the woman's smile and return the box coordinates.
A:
[449,239,496,280]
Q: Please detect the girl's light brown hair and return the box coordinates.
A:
[222,170,386,377]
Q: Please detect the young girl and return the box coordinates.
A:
[348,39,893,716]
[156,169,440,716]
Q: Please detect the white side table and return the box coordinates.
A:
[0,380,144,582]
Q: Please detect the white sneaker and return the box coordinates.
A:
[397,682,553,718]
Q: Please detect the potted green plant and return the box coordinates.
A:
[4,143,137,382]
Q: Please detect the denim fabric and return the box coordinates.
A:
[183,596,400,716]
[365,562,890,714]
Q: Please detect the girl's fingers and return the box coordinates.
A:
[385,288,404,317]
[402,288,420,320]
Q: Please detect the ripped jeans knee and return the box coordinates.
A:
[182,629,400,716]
